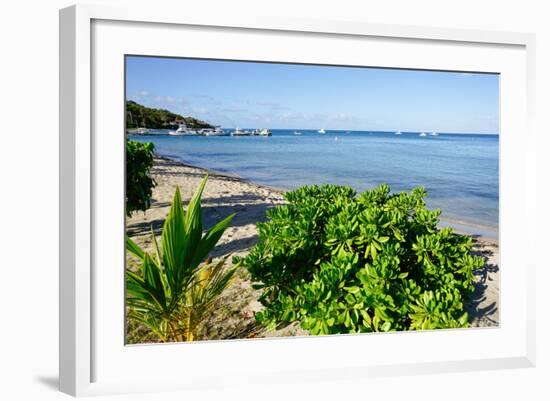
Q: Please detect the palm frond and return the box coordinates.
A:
[161,186,187,297]
[126,235,145,260]
[181,176,208,271]
[126,176,237,343]
[191,213,236,268]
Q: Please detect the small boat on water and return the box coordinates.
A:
[429,131,439,136]
[169,121,199,136]
[231,128,250,136]
[318,128,326,134]
[253,128,272,136]
[231,128,271,136]
[419,132,427,137]
[128,127,150,135]
[199,128,213,135]
[395,131,402,135]
[169,127,198,136]
[294,131,302,135]
[201,127,226,136]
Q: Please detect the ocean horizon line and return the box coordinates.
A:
[249,129,500,136]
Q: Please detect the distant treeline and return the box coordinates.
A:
[126,100,214,129]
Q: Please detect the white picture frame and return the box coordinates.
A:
[59,4,536,397]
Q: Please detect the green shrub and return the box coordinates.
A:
[126,177,236,342]
[236,184,483,334]
[126,139,156,216]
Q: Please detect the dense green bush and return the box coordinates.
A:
[237,184,484,334]
[126,139,156,216]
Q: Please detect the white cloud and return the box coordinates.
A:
[220,108,247,113]
[256,101,290,110]
[191,107,209,114]
[154,95,179,104]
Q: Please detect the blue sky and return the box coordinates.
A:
[126,56,499,134]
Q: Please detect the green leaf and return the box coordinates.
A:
[370,244,378,259]
[161,185,187,296]
[142,253,167,308]
[345,286,360,294]
[126,236,145,260]
[182,176,208,269]
[191,212,235,268]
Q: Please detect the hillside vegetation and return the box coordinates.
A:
[126,100,214,129]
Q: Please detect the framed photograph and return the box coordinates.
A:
[59,4,536,396]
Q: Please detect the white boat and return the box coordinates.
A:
[429,131,439,136]
[169,122,198,136]
[294,131,302,135]
[203,127,225,136]
[318,128,326,134]
[168,126,185,136]
[171,131,198,136]
[128,127,149,135]
[231,128,250,136]
[419,132,427,137]
[200,128,225,136]
[395,131,402,135]
[255,128,272,136]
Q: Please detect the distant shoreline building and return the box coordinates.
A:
[172,118,187,128]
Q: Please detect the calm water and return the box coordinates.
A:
[130,130,499,238]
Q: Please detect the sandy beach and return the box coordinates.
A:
[126,157,500,342]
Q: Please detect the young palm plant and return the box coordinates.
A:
[126,176,236,342]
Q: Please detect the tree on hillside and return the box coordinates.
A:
[125,101,214,129]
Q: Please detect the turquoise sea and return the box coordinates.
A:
[129,130,499,239]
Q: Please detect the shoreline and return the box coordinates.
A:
[156,154,498,243]
[126,155,499,342]
[156,154,287,196]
